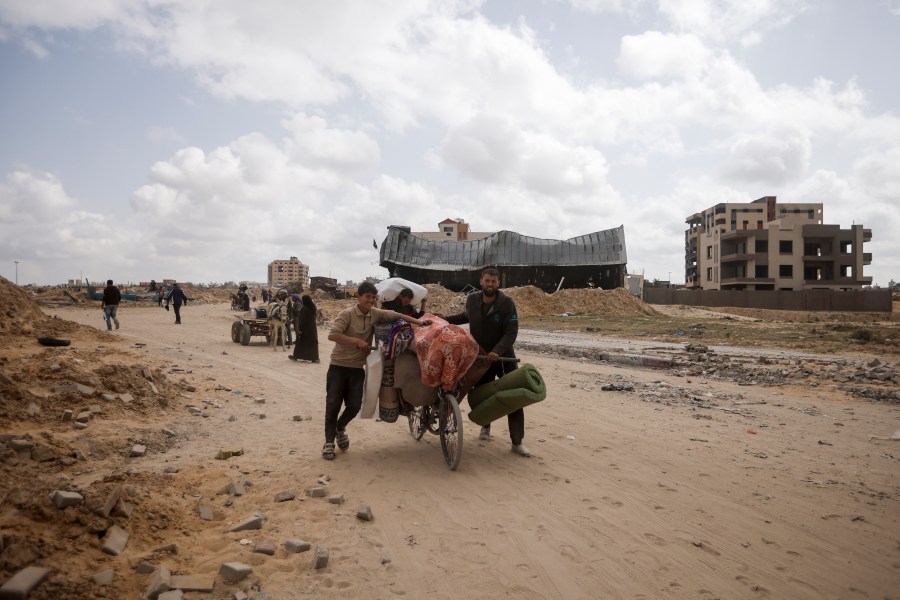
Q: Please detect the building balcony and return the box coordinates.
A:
[803,254,835,261]
[720,229,756,240]
[720,253,752,263]
[863,229,872,242]
[864,253,872,265]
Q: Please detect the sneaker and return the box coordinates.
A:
[288,355,298,361]
[479,426,492,441]
[511,443,532,457]
[322,442,336,460]
[336,429,350,451]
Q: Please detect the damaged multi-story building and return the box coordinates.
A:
[685,196,872,291]
[379,220,628,292]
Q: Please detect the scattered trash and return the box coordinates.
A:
[817,440,833,446]
[601,383,634,392]
[746,429,757,434]
[868,429,900,442]
[566,435,576,441]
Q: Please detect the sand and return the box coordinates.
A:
[1,289,899,599]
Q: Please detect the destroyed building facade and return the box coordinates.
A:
[685,196,872,291]
[379,224,627,292]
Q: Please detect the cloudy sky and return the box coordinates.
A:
[1,0,898,288]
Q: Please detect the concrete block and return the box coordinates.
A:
[157,591,183,600]
[8,440,34,451]
[112,498,134,518]
[100,393,116,402]
[49,363,61,372]
[119,393,134,403]
[143,564,171,600]
[51,490,84,509]
[73,422,88,430]
[227,516,263,532]
[273,491,295,502]
[169,575,214,592]
[74,412,91,423]
[149,382,159,394]
[233,592,249,600]
[130,445,147,458]
[284,540,311,553]
[52,383,95,396]
[308,487,326,498]
[218,562,252,584]
[91,569,115,585]
[134,561,155,575]
[163,466,179,474]
[226,482,245,496]
[356,505,374,521]
[312,545,329,569]
[253,541,276,555]
[197,506,214,521]
[328,495,344,505]
[101,524,129,556]
[61,410,73,421]
[31,444,56,462]
[95,485,123,518]
[0,566,51,599]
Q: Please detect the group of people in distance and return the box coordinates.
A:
[101,279,188,328]
[322,267,530,461]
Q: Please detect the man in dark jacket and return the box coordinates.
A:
[445,267,530,457]
[101,279,121,331]
[168,283,188,324]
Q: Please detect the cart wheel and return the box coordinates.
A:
[439,393,463,471]
[231,321,241,343]
[240,323,251,346]
[407,406,427,441]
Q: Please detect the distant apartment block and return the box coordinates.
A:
[413,218,494,242]
[268,256,309,289]
[685,196,872,291]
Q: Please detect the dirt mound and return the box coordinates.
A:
[0,276,50,335]
[552,287,659,316]
[310,284,659,322]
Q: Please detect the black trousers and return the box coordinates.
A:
[173,302,183,323]
[324,364,365,442]
[476,360,525,445]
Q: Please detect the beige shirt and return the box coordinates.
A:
[329,305,404,368]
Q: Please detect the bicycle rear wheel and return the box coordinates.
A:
[407,406,427,440]
[439,393,463,471]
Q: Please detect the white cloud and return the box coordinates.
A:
[718,130,811,185]
[617,31,712,80]
[656,0,808,44]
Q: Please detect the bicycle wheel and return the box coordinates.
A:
[439,393,463,471]
[407,406,426,440]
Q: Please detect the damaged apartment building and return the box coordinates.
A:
[685,196,872,291]
[379,219,627,292]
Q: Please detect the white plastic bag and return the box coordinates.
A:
[375,277,428,305]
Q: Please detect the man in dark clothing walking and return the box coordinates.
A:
[445,267,530,457]
[101,279,121,331]
[167,283,188,324]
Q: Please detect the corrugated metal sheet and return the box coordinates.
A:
[379,225,627,271]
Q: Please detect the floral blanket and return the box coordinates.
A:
[413,314,480,391]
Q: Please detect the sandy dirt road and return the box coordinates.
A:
[46,302,900,599]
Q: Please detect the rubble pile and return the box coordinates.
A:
[0,276,201,598]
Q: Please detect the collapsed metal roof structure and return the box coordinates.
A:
[379,225,628,292]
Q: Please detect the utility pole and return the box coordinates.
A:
[14,260,18,285]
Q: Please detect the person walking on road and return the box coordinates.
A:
[445,267,531,457]
[322,282,432,460]
[101,279,121,331]
[167,283,189,324]
[289,294,320,363]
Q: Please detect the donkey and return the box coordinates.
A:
[267,301,288,352]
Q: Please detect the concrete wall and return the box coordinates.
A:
[643,288,892,312]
